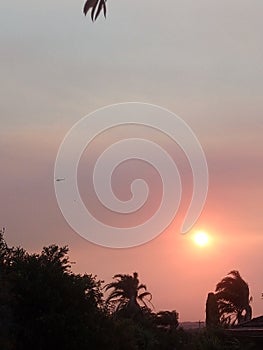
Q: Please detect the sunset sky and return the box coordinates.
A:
[1,0,263,322]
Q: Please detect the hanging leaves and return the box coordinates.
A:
[83,0,107,21]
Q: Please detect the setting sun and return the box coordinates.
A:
[193,231,209,247]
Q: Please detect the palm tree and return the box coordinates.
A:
[105,272,152,317]
[215,270,252,326]
[83,0,107,21]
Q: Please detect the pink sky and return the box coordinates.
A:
[1,0,263,322]
[1,121,262,322]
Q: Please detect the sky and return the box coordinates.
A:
[1,0,263,321]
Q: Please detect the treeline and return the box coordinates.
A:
[0,231,255,349]
[0,232,182,349]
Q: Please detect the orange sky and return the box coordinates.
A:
[1,123,262,321]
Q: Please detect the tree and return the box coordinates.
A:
[105,272,152,318]
[0,231,185,349]
[0,232,107,350]
[215,270,252,326]
[205,292,220,328]
[0,228,15,350]
[83,0,107,21]
[155,310,179,331]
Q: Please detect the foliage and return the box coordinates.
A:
[155,310,179,330]
[0,231,259,350]
[105,272,153,319]
[0,232,184,349]
[183,329,257,350]
[83,0,107,21]
[215,271,252,326]
[0,232,105,349]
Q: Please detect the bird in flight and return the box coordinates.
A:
[83,0,107,21]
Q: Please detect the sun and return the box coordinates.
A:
[193,231,209,247]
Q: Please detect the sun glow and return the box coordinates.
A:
[193,231,209,247]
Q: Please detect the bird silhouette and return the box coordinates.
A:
[83,0,107,21]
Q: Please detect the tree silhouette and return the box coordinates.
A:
[105,272,153,318]
[155,310,179,331]
[2,230,253,348]
[0,232,108,349]
[215,270,252,325]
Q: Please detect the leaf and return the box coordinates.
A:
[94,0,104,21]
[83,0,107,21]
[83,0,97,16]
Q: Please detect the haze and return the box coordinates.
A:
[1,0,263,321]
